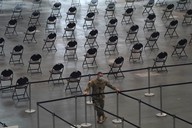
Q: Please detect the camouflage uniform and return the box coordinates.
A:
[84,77,116,119]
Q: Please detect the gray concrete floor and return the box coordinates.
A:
[0,0,192,128]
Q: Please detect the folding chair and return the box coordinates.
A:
[23,25,37,43]
[51,2,62,18]
[28,10,41,26]
[84,29,99,48]
[71,0,81,7]
[155,0,166,6]
[124,0,136,10]
[82,48,97,68]
[63,22,76,39]
[27,54,42,73]
[121,8,134,24]
[48,63,64,85]
[104,2,116,19]
[9,45,24,65]
[176,0,188,11]
[104,35,118,55]
[4,19,17,36]
[65,70,82,94]
[105,0,117,4]
[171,38,188,58]
[161,4,175,20]
[182,9,192,24]
[143,13,156,31]
[125,24,139,43]
[87,0,99,14]
[12,77,29,102]
[0,38,5,56]
[164,20,179,38]
[11,4,23,20]
[142,0,155,15]
[42,32,57,51]
[152,52,168,72]
[104,18,118,36]
[107,56,124,78]
[45,15,57,32]
[0,69,13,93]
[144,31,160,50]
[32,0,42,10]
[64,40,78,60]
[65,6,77,23]
[83,12,95,29]
[129,43,143,62]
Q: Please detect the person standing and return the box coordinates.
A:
[83,72,120,124]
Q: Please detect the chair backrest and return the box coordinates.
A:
[48,15,56,22]
[87,48,97,55]
[109,35,118,42]
[109,18,118,25]
[114,56,124,66]
[166,4,174,10]
[170,20,178,27]
[147,0,154,6]
[16,77,29,86]
[89,29,98,36]
[13,45,23,52]
[125,8,134,14]
[53,63,64,71]
[87,12,95,18]
[133,43,143,50]
[1,69,13,77]
[70,71,81,79]
[31,54,41,61]
[68,40,77,47]
[107,2,115,9]
[32,10,40,17]
[53,2,61,8]
[186,9,192,15]
[157,52,168,59]
[178,38,187,47]
[147,13,156,20]
[69,6,77,13]
[28,25,36,32]
[0,38,5,44]
[91,0,98,4]
[130,24,139,32]
[67,22,76,28]
[151,31,160,39]
[9,19,17,26]
[48,32,56,40]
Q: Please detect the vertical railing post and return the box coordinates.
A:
[37,103,40,128]
[94,106,97,128]
[156,86,167,117]
[138,100,141,127]
[52,113,55,128]
[112,92,122,124]
[121,118,125,128]
[25,83,36,113]
[71,96,81,128]
[145,67,154,97]
[81,96,92,128]
[173,115,176,128]
[87,74,93,105]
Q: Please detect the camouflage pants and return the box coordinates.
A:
[93,98,104,118]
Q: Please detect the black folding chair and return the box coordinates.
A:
[182,9,192,25]
[155,0,166,6]
[164,20,179,38]
[83,12,95,29]
[65,70,82,94]
[145,31,160,50]
[82,48,97,68]
[142,0,155,15]
[124,0,136,10]
[129,43,143,62]
[27,54,42,73]
[171,38,188,58]
[176,0,188,11]
[23,25,37,43]
[63,22,76,39]
[12,77,29,102]
[4,19,18,35]
[104,35,118,55]
[65,6,77,23]
[108,56,125,78]
[84,29,99,48]
[64,40,78,60]
[104,2,116,19]
[32,0,42,10]
[9,45,24,65]
[42,32,57,52]
[48,63,64,85]
[161,4,175,20]
[11,4,23,20]
[28,10,41,26]
[152,52,168,72]
[87,0,99,14]
[105,18,118,36]
[0,69,13,93]
[0,38,5,55]
[125,24,139,43]
[121,8,134,24]
[45,15,57,32]
[51,2,62,18]
[143,13,156,30]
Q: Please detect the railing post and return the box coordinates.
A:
[145,67,154,97]
[71,96,81,128]
[86,74,93,105]
[173,115,176,128]
[138,100,141,127]
[112,92,122,124]
[25,83,36,113]
[156,86,167,117]
[94,106,97,128]
[121,118,125,128]
[81,96,92,128]
[52,113,55,128]
[37,103,40,128]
